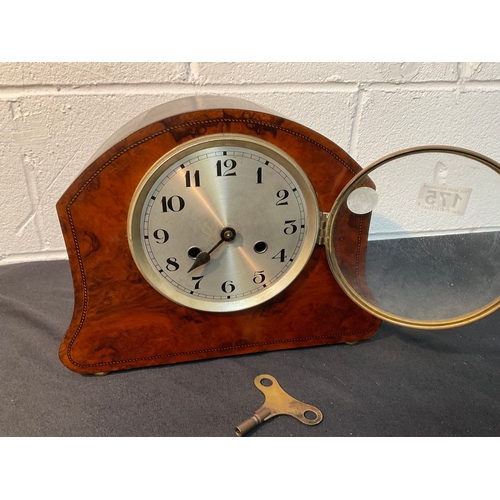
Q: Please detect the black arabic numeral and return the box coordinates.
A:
[161,195,185,212]
[192,275,204,290]
[221,280,236,293]
[153,229,169,244]
[165,257,180,272]
[283,220,298,235]
[185,170,201,188]
[253,270,266,284]
[256,167,262,184]
[272,249,287,263]
[276,189,289,205]
[216,159,237,176]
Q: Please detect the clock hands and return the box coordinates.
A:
[188,227,236,273]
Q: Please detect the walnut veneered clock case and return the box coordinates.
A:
[57,96,380,374]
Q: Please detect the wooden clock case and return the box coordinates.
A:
[57,96,381,374]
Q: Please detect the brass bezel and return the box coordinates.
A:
[128,133,320,313]
[326,145,500,330]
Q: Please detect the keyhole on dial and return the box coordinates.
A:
[254,241,268,254]
[188,247,202,260]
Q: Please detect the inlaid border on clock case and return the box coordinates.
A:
[57,97,381,374]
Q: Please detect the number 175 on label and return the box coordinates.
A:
[416,183,472,216]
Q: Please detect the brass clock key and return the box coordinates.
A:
[235,374,323,436]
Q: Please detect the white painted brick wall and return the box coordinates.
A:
[1,62,499,264]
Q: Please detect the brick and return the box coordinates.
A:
[0,62,190,86]
[233,90,357,151]
[355,87,500,166]
[0,101,42,258]
[192,62,458,84]
[459,62,500,81]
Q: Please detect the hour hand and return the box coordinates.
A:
[188,251,211,273]
[187,227,236,273]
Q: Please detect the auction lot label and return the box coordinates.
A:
[417,183,472,216]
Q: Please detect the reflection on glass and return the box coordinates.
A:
[329,148,500,327]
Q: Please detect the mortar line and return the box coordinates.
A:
[0,81,359,94]
[2,80,500,99]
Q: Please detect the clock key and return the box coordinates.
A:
[234,374,323,436]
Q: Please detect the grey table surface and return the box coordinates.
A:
[1,260,499,437]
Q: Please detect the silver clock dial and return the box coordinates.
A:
[128,134,319,312]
